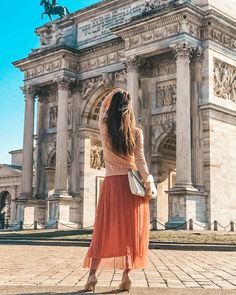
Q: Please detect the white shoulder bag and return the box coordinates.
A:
[128,169,158,198]
[128,169,146,197]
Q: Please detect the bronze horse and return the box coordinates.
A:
[40,0,69,20]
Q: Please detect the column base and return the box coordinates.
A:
[13,197,47,230]
[165,218,187,230]
[47,193,82,230]
[166,186,208,231]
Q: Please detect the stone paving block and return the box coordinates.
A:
[1,245,236,291]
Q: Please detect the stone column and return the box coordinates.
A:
[191,47,204,187]
[20,85,36,197]
[35,92,48,197]
[166,42,208,230]
[126,56,142,123]
[173,41,193,188]
[54,76,73,195]
[70,81,81,195]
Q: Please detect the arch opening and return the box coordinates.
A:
[0,191,11,229]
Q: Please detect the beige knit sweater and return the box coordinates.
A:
[99,92,150,182]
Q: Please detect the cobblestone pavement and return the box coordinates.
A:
[0,245,236,294]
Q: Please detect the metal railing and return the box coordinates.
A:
[1,219,236,232]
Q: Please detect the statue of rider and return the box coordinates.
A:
[52,0,58,7]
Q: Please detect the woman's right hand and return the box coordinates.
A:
[144,182,152,201]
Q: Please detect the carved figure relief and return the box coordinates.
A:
[48,134,57,155]
[49,106,58,128]
[80,73,114,99]
[156,80,176,107]
[39,23,65,48]
[171,196,185,219]
[143,0,176,13]
[151,112,176,152]
[144,58,176,77]
[113,69,127,84]
[68,103,72,126]
[49,104,72,128]
[90,146,105,170]
[214,59,236,102]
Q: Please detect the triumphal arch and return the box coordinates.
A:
[12,0,236,229]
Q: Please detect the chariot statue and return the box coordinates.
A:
[40,0,69,20]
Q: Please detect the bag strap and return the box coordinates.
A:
[132,171,145,189]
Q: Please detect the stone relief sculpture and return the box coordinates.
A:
[151,112,176,152]
[49,106,58,128]
[39,24,64,47]
[113,69,127,84]
[143,58,176,77]
[214,60,236,102]
[90,146,105,170]
[68,103,72,126]
[81,73,116,99]
[156,81,176,107]
[49,104,72,128]
[143,0,176,13]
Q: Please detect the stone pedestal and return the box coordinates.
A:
[166,187,208,230]
[47,194,82,229]
[14,197,47,229]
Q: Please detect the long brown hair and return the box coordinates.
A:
[106,91,136,156]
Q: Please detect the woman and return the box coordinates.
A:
[83,89,154,292]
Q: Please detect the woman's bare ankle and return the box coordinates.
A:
[89,269,97,276]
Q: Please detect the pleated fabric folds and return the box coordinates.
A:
[83,175,150,270]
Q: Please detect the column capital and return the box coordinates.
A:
[171,40,193,60]
[21,85,37,100]
[37,88,49,103]
[124,56,145,72]
[191,46,204,64]
[54,76,75,91]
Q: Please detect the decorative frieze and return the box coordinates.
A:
[202,23,236,51]
[214,59,236,102]
[156,80,177,107]
[90,146,105,170]
[25,60,77,80]
[78,50,125,72]
[124,14,201,50]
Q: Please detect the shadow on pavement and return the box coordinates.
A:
[17,289,125,295]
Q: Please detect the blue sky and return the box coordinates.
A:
[0,0,101,164]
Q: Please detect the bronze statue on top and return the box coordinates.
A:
[40,0,69,20]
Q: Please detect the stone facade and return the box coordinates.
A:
[9,0,236,229]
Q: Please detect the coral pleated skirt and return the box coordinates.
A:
[83,175,150,270]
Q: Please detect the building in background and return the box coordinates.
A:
[8,0,236,230]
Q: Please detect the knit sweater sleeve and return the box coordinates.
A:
[134,128,150,182]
